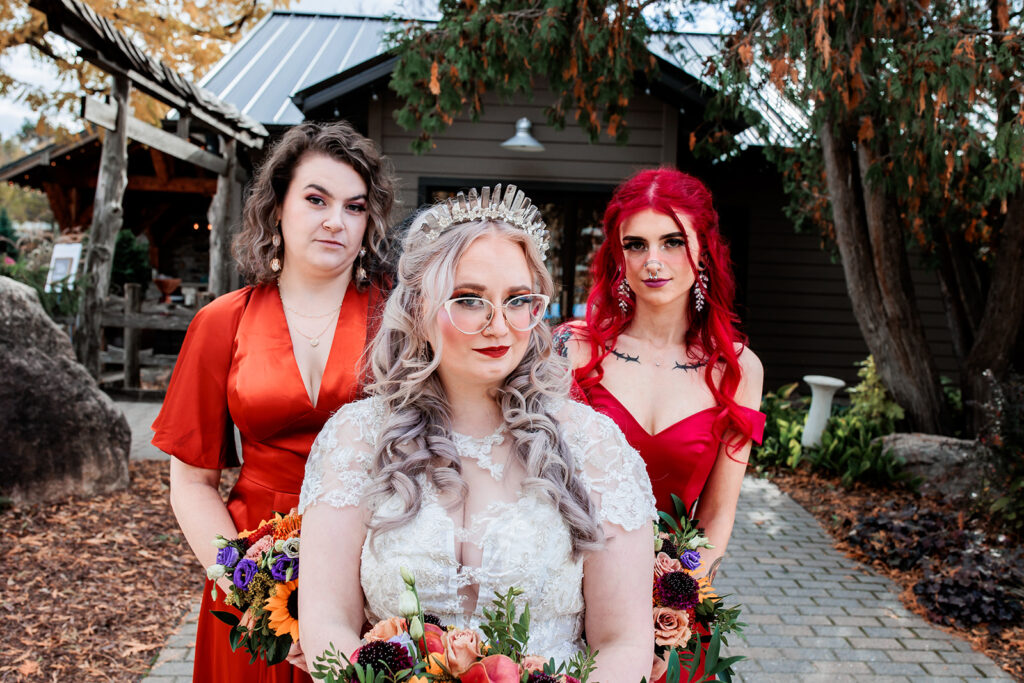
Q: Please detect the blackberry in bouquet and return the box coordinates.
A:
[649,495,744,683]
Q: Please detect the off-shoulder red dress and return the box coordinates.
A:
[584,382,766,515]
[151,282,378,683]
[580,377,765,683]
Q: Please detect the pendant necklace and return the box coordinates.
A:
[290,311,339,347]
[278,284,343,347]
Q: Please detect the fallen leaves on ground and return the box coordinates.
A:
[767,467,1024,682]
[0,461,236,683]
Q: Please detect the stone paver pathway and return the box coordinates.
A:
[139,476,1015,682]
[717,477,1012,682]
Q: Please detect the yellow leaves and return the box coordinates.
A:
[995,0,1009,31]
[917,79,928,115]
[689,131,697,151]
[607,113,621,138]
[769,57,788,90]
[952,37,975,60]
[737,42,753,67]
[429,61,440,96]
[813,7,831,68]
[848,72,865,110]
[907,174,914,190]
[857,115,875,143]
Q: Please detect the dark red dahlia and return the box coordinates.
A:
[353,640,413,674]
[527,674,559,683]
[655,571,700,610]
[423,613,445,628]
[659,537,679,558]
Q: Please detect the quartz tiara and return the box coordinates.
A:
[420,184,550,259]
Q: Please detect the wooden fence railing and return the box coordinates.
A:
[97,282,212,388]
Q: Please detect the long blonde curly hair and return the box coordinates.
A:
[364,215,603,559]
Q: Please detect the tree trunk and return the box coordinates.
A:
[207,138,241,297]
[74,75,130,378]
[964,189,1024,432]
[818,115,947,433]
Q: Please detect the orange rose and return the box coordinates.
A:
[443,628,484,676]
[654,551,684,578]
[653,606,692,648]
[363,616,407,642]
[520,654,548,674]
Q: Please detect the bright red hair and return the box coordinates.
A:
[574,167,752,450]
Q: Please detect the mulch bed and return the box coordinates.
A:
[765,467,1024,682]
[0,461,235,682]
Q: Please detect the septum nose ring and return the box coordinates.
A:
[644,259,663,279]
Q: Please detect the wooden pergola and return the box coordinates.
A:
[26,0,270,378]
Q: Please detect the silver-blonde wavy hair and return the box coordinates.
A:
[364,213,603,559]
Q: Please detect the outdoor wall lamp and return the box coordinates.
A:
[501,117,545,152]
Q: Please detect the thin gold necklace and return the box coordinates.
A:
[277,283,342,318]
[288,310,339,348]
[278,285,343,347]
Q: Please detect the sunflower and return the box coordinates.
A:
[265,580,300,642]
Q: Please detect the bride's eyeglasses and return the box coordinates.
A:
[443,294,550,335]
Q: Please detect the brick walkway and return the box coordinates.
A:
[139,476,1014,682]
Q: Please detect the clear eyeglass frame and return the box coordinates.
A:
[442,293,551,335]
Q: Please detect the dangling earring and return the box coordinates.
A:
[616,275,632,313]
[355,247,368,283]
[270,227,282,273]
[694,271,709,313]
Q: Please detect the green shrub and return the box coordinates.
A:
[111,229,151,296]
[753,382,807,470]
[754,356,910,487]
[1,258,80,318]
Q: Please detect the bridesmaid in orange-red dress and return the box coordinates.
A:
[151,121,395,683]
[556,168,764,681]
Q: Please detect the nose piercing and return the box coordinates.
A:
[643,259,663,279]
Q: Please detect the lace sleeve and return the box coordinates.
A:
[561,402,657,531]
[298,398,380,513]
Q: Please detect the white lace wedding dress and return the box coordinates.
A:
[298,396,656,664]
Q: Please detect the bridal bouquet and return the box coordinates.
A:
[651,496,744,683]
[312,568,594,683]
[205,510,302,665]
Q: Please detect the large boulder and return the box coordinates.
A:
[878,432,994,501]
[0,276,130,504]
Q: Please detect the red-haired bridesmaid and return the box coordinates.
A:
[555,168,765,679]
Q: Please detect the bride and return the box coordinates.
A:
[297,185,656,680]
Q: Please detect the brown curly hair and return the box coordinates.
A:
[233,121,396,288]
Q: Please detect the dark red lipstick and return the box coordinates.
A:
[474,346,510,358]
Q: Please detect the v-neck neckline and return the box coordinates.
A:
[275,280,358,410]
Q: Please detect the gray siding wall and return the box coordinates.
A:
[742,204,958,391]
[371,86,676,217]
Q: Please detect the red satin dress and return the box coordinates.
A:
[582,380,765,682]
[152,281,378,683]
[584,383,766,515]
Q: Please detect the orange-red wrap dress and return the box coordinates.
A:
[151,281,380,683]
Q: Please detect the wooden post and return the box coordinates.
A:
[74,74,131,378]
[123,282,141,388]
[207,138,241,296]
